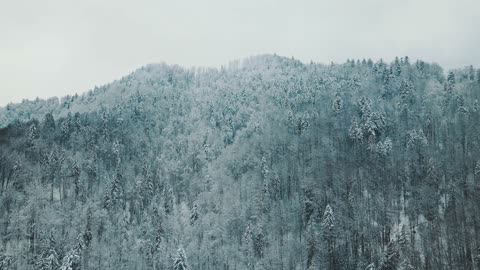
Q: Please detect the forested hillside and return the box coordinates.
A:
[1,55,480,270]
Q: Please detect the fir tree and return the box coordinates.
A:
[0,246,13,270]
[37,232,60,270]
[322,204,335,232]
[332,92,344,113]
[163,185,174,215]
[380,241,400,270]
[59,250,79,270]
[173,247,188,270]
[190,202,199,225]
[72,162,81,201]
[447,71,456,94]
[243,222,254,269]
[42,113,56,133]
[253,224,266,258]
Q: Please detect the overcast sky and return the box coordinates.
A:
[1,0,479,106]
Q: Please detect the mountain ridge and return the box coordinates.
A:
[1,54,480,269]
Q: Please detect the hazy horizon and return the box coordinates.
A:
[1,0,479,106]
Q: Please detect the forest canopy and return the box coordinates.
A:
[1,55,480,270]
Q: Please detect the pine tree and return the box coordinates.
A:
[84,207,93,249]
[139,163,154,207]
[322,204,335,233]
[110,172,123,208]
[474,247,480,269]
[0,246,13,270]
[475,161,480,175]
[73,112,82,134]
[399,79,414,102]
[447,71,455,93]
[37,233,60,270]
[397,225,408,247]
[395,59,402,76]
[103,182,112,210]
[99,108,109,141]
[406,129,428,149]
[261,156,269,180]
[72,162,81,201]
[269,172,281,201]
[190,202,199,225]
[60,114,72,141]
[243,222,254,268]
[332,92,344,114]
[42,113,56,133]
[38,247,60,270]
[321,204,337,269]
[380,241,400,270]
[59,250,79,270]
[254,224,266,258]
[173,247,188,270]
[349,118,363,142]
[260,180,271,213]
[112,140,121,168]
[152,207,164,251]
[163,185,174,215]
[60,233,88,270]
[27,123,39,146]
[304,189,315,226]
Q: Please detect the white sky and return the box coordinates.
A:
[1,0,479,106]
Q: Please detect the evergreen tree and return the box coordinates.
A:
[59,250,79,270]
[27,122,39,146]
[322,204,335,234]
[332,92,344,114]
[72,161,81,201]
[190,202,199,225]
[163,185,174,215]
[42,113,56,133]
[243,222,254,269]
[36,232,60,270]
[173,247,188,270]
[1,55,480,269]
[447,71,456,93]
[253,224,266,258]
[0,246,13,270]
[380,241,400,270]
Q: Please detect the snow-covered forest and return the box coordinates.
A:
[1,54,480,269]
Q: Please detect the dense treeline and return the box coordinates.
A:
[1,55,480,270]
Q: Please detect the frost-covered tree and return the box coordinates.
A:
[173,247,188,270]
[190,202,199,225]
[60,234,85,270]
[60,250,79,270]
[253,224,266,258]
[0,55,479,270]
[37,233,60,270]
[243,222,254,269]
[321,204,335,235]
[27,122,39,146]
[380,241,400,270]
[0,246,13,270]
